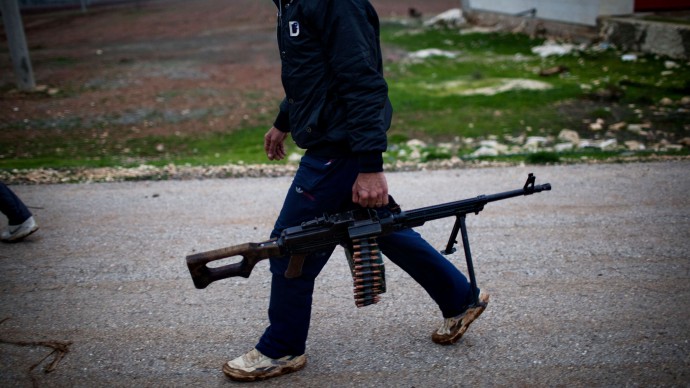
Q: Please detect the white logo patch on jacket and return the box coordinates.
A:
[289,21,300,37]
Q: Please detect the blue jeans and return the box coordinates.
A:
[0,182,32,225]
[255,155,474,358]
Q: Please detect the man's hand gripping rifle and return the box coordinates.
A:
[186,174,551,307]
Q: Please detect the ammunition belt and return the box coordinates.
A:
[345,237,386,307]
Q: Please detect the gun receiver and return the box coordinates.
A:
[186,174,551,305]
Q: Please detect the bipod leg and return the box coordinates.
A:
[441,215,480,306]
[458,215,479,306]
[442,215,462,255]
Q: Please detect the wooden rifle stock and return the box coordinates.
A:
[186,241,281,289]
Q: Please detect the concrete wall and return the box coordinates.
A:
[469,0,634,26]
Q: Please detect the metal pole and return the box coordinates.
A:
[0,0,36,91]
[460,0,473,20]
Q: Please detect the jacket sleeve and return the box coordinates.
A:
[273,97,291,132]
[310,0,389,172]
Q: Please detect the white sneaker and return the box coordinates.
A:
[1,216,39,242]
[223,348,306,382]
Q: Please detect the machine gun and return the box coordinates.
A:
[186,174,551,307]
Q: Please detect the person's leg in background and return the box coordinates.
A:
[0,182,38,242]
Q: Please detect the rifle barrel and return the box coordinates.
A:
[393,183,551,229]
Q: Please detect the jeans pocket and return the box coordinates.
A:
[294,155,337,193]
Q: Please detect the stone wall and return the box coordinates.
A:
[599,16,690,59]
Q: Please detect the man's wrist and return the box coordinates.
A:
[273,111,290,132]
[357,152,384,173]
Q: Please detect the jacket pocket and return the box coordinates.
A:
[289,100,327,148]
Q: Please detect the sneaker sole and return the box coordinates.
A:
[222,355,306,382]
[433,293,490,345]
[2,226,39,243]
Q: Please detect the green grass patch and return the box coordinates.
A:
[149,127,276,166]
[2,23,688,173]
[381,24,689,154]
[381,24,539,56]
[0,126,281,170]
[525,151,561,164]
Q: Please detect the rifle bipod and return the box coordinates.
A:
[345,237,386,307]
[442,214,481,306]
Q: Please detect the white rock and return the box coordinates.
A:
[664,60,679,69]
[471,146,499,157]
[525,136,548,146]
[408,49,458,59]
[406,139,427,148]
[627,124,649,136]
[589,118,605,131]
[424,9,466,28]
[598,139,618,150]
[531,41,577,57]
[609,122,627,131]
[624,140,645,151]
[459,79,551,96]
[660,97,673,106]
[558,129,580,144]
[578,139,595,149]
[555,143,574,152]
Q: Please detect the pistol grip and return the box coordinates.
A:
[284,254,306,278]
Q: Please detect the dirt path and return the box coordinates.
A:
[1,0,460,145]
[0,161,688,386]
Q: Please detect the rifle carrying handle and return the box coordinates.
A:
[186,241,281,289]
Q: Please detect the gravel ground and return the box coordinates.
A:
[0,161,689,387]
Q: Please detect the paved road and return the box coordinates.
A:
[1,161,688,387]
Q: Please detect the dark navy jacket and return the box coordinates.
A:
[272,0,393,172]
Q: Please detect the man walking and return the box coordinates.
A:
[222,0,489,381]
